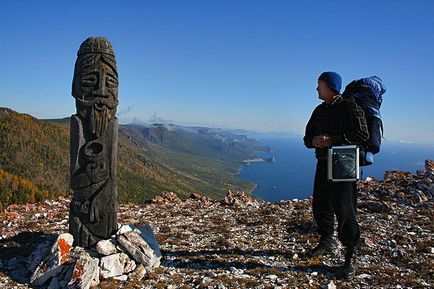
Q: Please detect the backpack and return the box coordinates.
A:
[341,76,386,166]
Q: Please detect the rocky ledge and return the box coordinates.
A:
[0,161,433,288]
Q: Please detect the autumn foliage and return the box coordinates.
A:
[0,107,254,209]
[0,168,49,210]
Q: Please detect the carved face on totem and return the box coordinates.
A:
[72,37,119,137]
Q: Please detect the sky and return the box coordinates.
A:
[1,0,434,144]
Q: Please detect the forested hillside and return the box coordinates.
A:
[0,108,256,209]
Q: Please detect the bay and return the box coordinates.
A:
[238,135,434,202]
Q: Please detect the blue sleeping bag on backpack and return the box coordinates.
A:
[342,76,386,166]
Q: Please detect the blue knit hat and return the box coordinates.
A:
[318,71,342,93]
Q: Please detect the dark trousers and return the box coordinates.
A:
[312,160,360,247]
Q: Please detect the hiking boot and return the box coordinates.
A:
[305,235,335,258]
[338,246,357,280]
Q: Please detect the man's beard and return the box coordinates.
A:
[89,104,110,137]
[77,102,115,138]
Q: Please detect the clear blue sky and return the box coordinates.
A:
[1,0,433,143]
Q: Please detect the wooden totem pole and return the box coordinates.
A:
[69,37,119,247]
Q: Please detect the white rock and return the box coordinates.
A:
[292,253,298,259]
[357,273,371,279]
[133,225,162,260]
[100,253,125,279]
[30,233,74,286]
[325,281,336,289]
[117,224,134,235]
[95,239,117,256]
[67,251,99,289]
[117,225,161,269]
[112,275,128,281]
[426,247,434,254]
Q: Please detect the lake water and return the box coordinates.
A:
[238,136,434,202]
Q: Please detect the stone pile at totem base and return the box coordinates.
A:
[0,160,433,288]
[26,224,160,289]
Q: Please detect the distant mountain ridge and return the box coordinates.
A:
[135,123,265,161]
[0,107,260,208]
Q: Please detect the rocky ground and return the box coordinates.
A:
[0,163,433,289]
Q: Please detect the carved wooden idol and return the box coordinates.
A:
[69,37,119,247]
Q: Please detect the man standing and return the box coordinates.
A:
[303,71,369,279]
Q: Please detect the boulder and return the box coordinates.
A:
[30,233,74,286]
[67,251,99,289]
[117,225,161,269]
[99,253,131,279]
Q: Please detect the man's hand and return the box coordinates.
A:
[312,134,332,148]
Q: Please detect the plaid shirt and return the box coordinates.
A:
[304,95,369,159]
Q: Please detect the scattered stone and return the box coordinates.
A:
[2,161,433,288]
[359,200,391,213]
[221,190,256,206]
[425,160,433,174]
[324,280,336,289]
[151,191,181,204]
[189,193,213,206]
